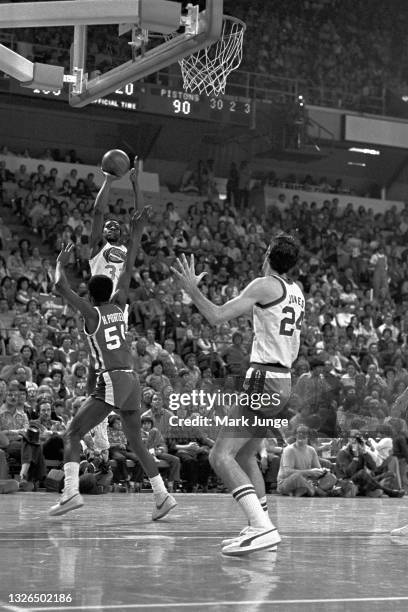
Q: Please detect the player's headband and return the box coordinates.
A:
[104,220,121,231]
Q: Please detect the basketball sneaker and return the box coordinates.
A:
[390,524,408,537]
[49,493,84,516]
[152,494,177,521]
[222,525,252,547]
[222,526,278,551]
[221,526,281,557]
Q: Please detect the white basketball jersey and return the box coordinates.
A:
[251,275,305,368]
[89,242,127,291]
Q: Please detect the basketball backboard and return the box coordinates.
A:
[0,0,224,107]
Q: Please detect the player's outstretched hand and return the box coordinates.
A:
[129,156,141,188]
[57,243,74,266]
[102,171,120,182]
[171,254,207,293]
[130,205,152,232]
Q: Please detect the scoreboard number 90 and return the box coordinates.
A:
[172,99,192,115]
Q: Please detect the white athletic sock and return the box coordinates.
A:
[149,475,167,501]
[63,462,79,498]
[259,495,268,513]
[232,485,272,529]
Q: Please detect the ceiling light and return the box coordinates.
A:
[348,147,380,155]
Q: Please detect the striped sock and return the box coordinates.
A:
[232,485,271,528]
[259,495,268,513]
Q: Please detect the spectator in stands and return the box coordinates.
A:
[145,360,171,393]
[277,425,326,497]
[237,161,251,210]
[360,342,382,374]
[19,422,46,490]
[49,369,70,401]
[0,276,16,309]
[141,416,180,493]
[141,392,173,437]
[8,321,34,354]
[335,429,404,497]
[145,328,162,360]
[132,337,153,381]
[293,355,333,416]
[162,338,185,374]
[53,335,76,369]
[260,436,283,493]
[167,405,213,492]
[389,418,408,491]
[107,414,143,489]
[0,382,30,471]
[221,332,249,376]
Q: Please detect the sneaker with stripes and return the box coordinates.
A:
[221,526,281,557]
[222,525,252,547]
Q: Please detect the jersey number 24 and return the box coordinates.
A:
[279,306,304,337]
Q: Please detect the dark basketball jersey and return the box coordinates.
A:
[84,303,132,373]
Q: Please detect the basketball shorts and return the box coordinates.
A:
[241,364,291,417]
[224,364,292,438]
[92,370,140,412]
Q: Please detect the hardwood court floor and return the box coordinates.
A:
[0,492,408,612]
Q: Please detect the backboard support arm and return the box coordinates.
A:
[0,0,223,101]
[69,0,223,107]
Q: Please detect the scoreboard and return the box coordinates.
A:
[0,77,256,128]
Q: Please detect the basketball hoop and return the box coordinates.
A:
[178,16,245,97]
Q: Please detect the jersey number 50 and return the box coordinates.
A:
[105,324,126,350]
[279,306,304,337]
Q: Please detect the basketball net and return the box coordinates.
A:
[173,16,245,97]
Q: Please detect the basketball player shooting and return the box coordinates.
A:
[87,155,142,451]
[89,154,143,291]
[49,206,177,520]
[172,235,304,556]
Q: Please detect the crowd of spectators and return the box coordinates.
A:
[229,0,408,110]
[0,151,408,498]
[0,145,83,164]
[181,159,358,201]
[4,0,408,113]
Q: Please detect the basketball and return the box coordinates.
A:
[101,149,130,177]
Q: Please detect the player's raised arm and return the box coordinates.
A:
[112,205,152,309]
[129,156,144,212]
[171,254,283,326]
[55,244,99,330]
[89,172,119,256]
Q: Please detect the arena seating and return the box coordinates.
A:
[1,144,408,496]
[3,0,408,114]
